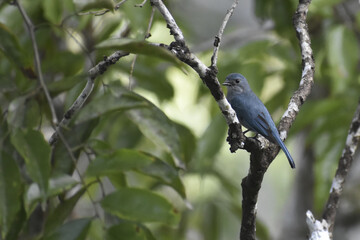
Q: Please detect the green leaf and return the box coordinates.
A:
[101,188,180,225]
[11,129,51,200]
[96,39,183,67]
[138,153,186,198]
[46,218,92,240]
[195,114,227,165]
[24,99,41,129]
[0,23,33,75]
[87,149,153,176]
[0,151,22,238]
[327,25,359,93]
[106,222,155,240]
[175,123,197,164]
[94,16,124,43]
[75,91,148,124]
[52,119,99,175]
[126,56,175,101]
[292,99,345,134]
[44,188,86,236]
[42,0,63,24]
[88,139,114,155]
[126,93,184,168]
[25,175,78,214]
[6,97,41,129]
[6,97,26,128]
[87,149,186,198]
[42,51,85,77]
[48,75,86,96]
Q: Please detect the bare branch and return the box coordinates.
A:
[149,0,240,130]
[306,211,331,240]
[135,0,148,8]
[115,0,128,9]
[150,0,185,43]
[15,0,58,125]
[279,0,315,138]
[240,0,315,239]
[49,51,129,145]
[211,0,239,68]
[322,100,360,235]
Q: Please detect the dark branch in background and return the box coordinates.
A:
[49,51,129,145]
[321,101,360,236]
[15,0,58,125]
[240,0,315,239]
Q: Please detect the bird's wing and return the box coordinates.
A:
[252,112,273,139]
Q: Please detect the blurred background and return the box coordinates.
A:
[0,0,359,239]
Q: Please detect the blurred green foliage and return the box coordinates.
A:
[0,0,359,239]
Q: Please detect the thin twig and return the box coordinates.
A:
[115,0,128,9]
[49,51,129,145]
[129,56,137,90]
[145,7,156,39]
[63,28,95,66]
[78,0,129,16]
[128,6,155,90]
[211,0,239,68]
[15,0,58,125]
[135,0,148,8]
[84,148,107,199]
[149,0,240,129]
[57,131,103,220]
[150,0,185,43]
[322,100,360,235]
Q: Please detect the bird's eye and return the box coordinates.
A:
[235,79,240,84]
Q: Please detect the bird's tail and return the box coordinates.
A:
[275,137,295,169]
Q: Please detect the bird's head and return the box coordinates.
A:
[222,73,251,93]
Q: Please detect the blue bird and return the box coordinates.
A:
[223,73,295,169]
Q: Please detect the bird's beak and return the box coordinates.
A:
[222,79,230,86]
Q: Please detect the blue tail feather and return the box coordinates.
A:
[274,136,295,169]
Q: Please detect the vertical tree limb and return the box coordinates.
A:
[321,100,360,236]
[149,0,243,147]
[279,0,315,137]
[240,0,315,239]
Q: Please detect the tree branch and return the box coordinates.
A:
[150,0,243,150]
[321,100,360,236]
[211,0,239,68]
[240,0,315,239]
[49,51,129,145]
[279,0,315,137]
[306,210,331,240]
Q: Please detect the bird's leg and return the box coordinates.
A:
[247,133,261,143]
[243,130,259,141]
